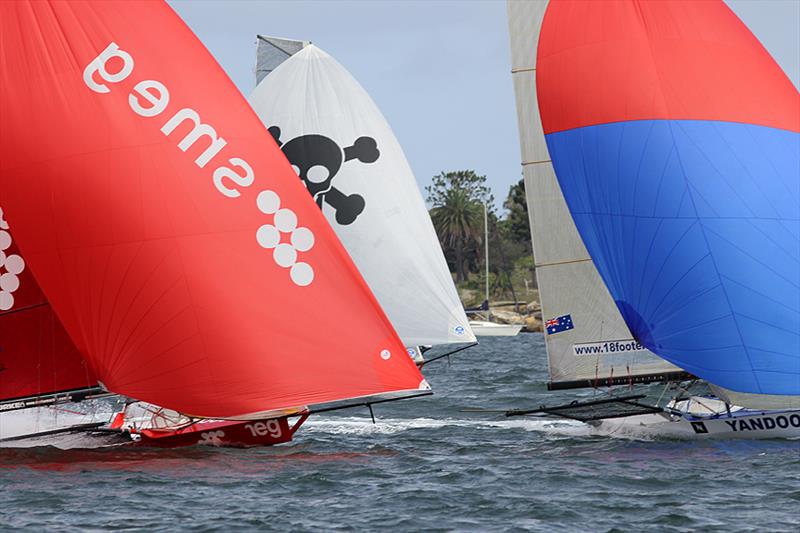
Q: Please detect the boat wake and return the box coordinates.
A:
[303,415,592,438]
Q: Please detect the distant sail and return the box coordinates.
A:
[0,208,98,405]
[537,0,800,396]
[506,0,681,389]
[249,44,475,347]
[0,0,426,420]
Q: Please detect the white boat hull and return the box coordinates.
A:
[0,401,117,447]
[591,408,800,440]
[469,321,523,337]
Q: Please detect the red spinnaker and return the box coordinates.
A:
[0,0,424,419]
[536,0,799,134]
[0,209,97,402]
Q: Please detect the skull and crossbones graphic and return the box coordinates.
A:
[269,126,379,226]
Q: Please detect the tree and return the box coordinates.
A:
[503,178,531,244]
[429,188,483,283]
[427,171,491,283]
[426,170,494,209]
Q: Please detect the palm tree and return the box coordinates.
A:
[429,187,483,283]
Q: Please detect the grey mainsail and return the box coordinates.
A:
[506,0,682,389]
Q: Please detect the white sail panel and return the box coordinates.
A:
[711,386,800,410]
[249,45,474,347]
[507,0,679,387]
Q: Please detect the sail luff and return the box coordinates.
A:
[506,0,680,387]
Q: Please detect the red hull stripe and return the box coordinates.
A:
[537,0,800,134]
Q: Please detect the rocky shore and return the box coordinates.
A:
[462,289,543,333]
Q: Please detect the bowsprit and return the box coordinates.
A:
[269,126,379,226]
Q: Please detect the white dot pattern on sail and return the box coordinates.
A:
[290,262,314,286]
[274,208,297,232]
[0,207,25,311]
[290,227,314,252]
[254,190,315,286]
[256,224,280,249]
[273,243,297,268]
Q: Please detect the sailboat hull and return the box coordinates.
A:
[591,408,800,440]
[0,401,118,447]
[123,415,308,448]
[469,321,523,337]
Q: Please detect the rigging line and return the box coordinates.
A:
[307,391,433,416]
[418,342,478,369]
[655,381,670,407]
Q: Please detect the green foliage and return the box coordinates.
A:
[426,170,494,209]
[427,170,489,283]
[503,178,531,244]
[427,170,536,302]
[428,187,483,249]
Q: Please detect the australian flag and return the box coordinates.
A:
[545,314,574,335]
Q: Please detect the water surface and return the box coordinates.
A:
[1,335,798,531]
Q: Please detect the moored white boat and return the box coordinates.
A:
[469,320,522,337]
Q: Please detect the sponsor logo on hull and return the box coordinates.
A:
[721,414,800,433]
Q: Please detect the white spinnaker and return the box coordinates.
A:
[249,45,474,347]
[507,0,678,386]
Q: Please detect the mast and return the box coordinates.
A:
[506,0,683,389]
[484,202,489,306]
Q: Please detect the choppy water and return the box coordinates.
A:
[1,335,798,531]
